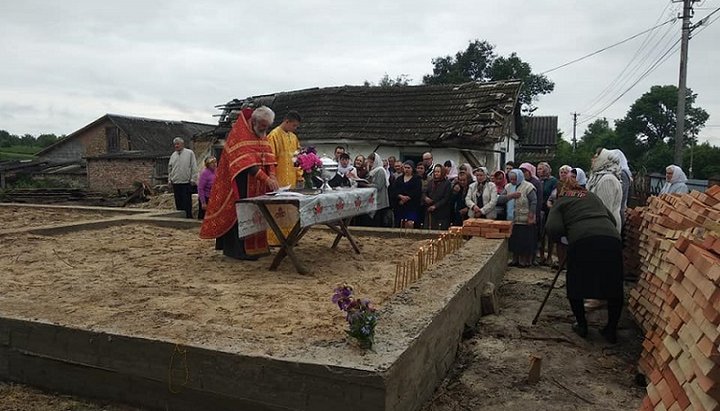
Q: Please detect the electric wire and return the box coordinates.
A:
[579,1,679,114]
[538,17,677,75]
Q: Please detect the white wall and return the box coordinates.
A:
[310,142,499,170]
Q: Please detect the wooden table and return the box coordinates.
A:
[236,188,377,274]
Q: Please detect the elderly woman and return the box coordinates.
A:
[364,152,392,227]
[660,165,690,194]
[587,149,623,234]
[451,170,471,225]
[197,156,217,220]
[498,169,538,267]
[493,170,508,220]
[520,162,544,263]
[423,164,452,230]
[545,178,624,343]
[391,160,422,228]
[611,149,633,222]
[354,155,368,179]
[466,167,498,219]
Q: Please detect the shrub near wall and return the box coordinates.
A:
[87,158,154,193]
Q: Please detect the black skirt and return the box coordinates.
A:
[508,223,536,255]
[566,235,623,300]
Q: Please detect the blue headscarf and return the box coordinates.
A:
[505,169,525,220]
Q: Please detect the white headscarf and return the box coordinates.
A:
[610,149,632,182]
[369,152,389,186]
[445,160,459,180]
[660,164,689,194]
[572,167,587,186]
[460,162,475,182]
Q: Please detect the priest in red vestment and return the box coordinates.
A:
[200,106,279,260]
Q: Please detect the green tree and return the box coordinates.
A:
[363,73,412,87]
[0,130,20,148]
[686,142,720,179]
[422,39,554,111]
[615,85,709,154]
[36,133,59,147]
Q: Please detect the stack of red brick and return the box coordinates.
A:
[626,185,720,410]
[624,206,644,277]
[455,218,512,239]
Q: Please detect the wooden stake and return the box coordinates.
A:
[394,262,399,293]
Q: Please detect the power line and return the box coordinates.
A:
[538,18,677,75]
[578,38,682,125]
[579,2,680,114]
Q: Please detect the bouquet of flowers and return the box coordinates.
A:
[294,146,323,189]
[332,284,378,349]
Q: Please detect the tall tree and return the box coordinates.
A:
[615,85,708,150]
[422,40,554,112]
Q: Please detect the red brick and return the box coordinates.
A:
[657,378,675,408]
[647,382,662,406]
[675,236,692,253]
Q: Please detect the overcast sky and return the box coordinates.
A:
[1,0,718,145]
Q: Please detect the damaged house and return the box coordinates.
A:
[34,114,214,192]
[195,80,525,171]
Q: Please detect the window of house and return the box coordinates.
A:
[106,127,119,153]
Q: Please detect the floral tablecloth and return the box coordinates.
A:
[236,188,377,239]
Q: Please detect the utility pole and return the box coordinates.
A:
[571,112,578,152]
[673,0,696,167]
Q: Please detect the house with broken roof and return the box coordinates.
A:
[196,80,524,171]
[35,114,214,192]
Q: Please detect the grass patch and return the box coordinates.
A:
[0,151,36,161]
[0,145,42,155]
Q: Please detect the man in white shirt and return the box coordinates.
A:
[168,137,198,218]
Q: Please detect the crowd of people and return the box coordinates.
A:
[183,105,696,343]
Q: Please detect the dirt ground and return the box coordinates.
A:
[421,265,646,411]
[0,220,434,357]
[1,207,122,230]
[0,265,646,411]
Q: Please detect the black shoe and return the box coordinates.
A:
[572,323,588,338]
[600,327,618,344]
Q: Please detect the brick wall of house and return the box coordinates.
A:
[84,121,130,157]
[87,158,154,192]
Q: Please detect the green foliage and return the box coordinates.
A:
[686,143,720,179]
[553,85,717,180]
[422,39,554,111]
[0,129,61,149]
[37,133,59,147]
[364,73,412,87]
[615,85,709,150]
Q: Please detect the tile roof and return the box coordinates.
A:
[520,116,558,147]
[216,80,522,149]
[38,114,215,158]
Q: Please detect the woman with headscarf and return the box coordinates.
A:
[587,149,623,234]
[460,163,476,182]
[390,160,422,228]
[493,170,508,220]
[571,167,587,188]
[660,165,689,194]
[519,162,544,264]
[545,164,573,268]
[365,152,392,227]
[466,167,498,219]
[610,149,632,225]
[450,170,471,226]
[444,160,459,182]
[545,178,624,343]
[497,169,538,267]
[423,164,452,230]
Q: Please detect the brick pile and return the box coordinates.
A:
[624,206,644,278]
[625,186,720,410]
[455,218,512,239]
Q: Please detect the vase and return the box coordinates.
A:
[303,173,315,189]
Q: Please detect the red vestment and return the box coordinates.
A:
[200,112,276,256]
